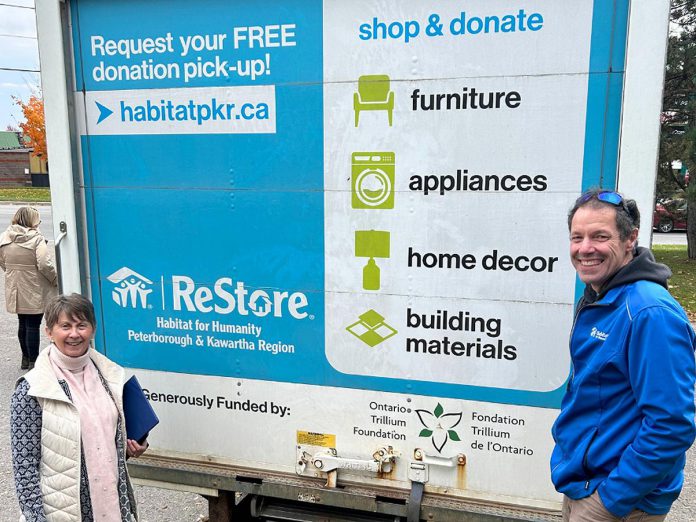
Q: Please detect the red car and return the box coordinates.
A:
[653,200,688,233]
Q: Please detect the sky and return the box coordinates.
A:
[0,0,39,130]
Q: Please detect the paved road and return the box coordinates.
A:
[0,204,693,520]
[654,232,688,245]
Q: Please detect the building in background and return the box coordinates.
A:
[0,130,48,187]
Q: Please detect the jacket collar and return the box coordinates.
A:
[89,347,124,397]
[23,346,124,402]
[592,285,626,307]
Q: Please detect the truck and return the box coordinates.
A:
[34,0,669,520]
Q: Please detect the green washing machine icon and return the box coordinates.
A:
[351,152,395,209]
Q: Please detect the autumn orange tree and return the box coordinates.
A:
[14,94,47,161]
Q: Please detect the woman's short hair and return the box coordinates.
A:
[12,206,41,228]
[45,294,96,329]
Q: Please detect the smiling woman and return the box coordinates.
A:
[10,293,149,521]
[45,310,95,357]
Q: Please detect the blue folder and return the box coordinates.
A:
[123,375,159,444]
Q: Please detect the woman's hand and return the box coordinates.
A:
[126,439,148,458]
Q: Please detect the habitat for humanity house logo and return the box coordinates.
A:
[107,267,153,309]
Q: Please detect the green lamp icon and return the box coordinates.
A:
[355,230,390,290]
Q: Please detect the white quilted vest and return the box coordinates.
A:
[22,348,129,522]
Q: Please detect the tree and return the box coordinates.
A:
[658,1,696,258]
[13,93,47,161]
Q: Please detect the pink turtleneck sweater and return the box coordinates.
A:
[48,346,121,521]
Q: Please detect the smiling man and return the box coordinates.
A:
[551,189,696,521]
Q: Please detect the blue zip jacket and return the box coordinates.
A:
[551,248,696,517]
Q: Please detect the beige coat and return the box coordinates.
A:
[0,224,57,314]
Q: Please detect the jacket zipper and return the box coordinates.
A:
[567,299,609,387]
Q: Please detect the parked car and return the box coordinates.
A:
[653,199,688,232]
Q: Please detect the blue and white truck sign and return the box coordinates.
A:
[37,0,668,515]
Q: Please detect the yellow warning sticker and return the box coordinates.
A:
[297,431,336,447]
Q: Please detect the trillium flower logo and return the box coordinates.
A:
[416,403,462,453]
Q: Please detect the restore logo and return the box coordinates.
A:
[106,267,311,320]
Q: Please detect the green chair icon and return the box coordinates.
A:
[354,75,395,127]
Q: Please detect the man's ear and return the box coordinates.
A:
[628,228,639,251]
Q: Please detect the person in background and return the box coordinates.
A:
[10,293,148,522]
[551,189,696,521]
[0,206,57,369]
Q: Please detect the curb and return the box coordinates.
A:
[0,201,52,206]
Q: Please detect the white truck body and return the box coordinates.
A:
[35,0,669,519]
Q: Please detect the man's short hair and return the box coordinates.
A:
[568,189,641,240]
[44,293,96,330]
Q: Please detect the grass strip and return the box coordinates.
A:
[653,244,696,322]
[0,188,51,202]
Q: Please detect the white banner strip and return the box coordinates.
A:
[77,85,276,135]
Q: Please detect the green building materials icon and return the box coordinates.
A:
[346,309,397,347]
[355,230,390,290]
[351,152,395,209]
[353,74,395,127]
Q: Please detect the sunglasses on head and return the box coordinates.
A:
[579,190,623,206]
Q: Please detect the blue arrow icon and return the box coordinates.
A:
[95,101,113,124]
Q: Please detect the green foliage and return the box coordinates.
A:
[659,33,695,194]
[0,188,51,202]
[671,1,696,27]
[658,3,696,257]
[653,244,696,321]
